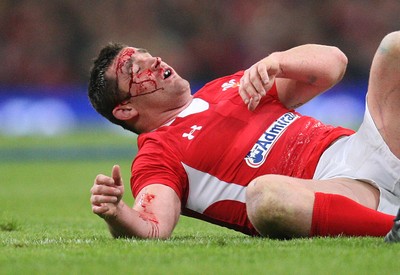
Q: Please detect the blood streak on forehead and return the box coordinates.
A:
[115,48,136,80]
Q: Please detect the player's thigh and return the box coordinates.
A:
[247,175,379,210]
[305,177,380,210]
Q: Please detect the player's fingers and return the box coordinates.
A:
[248,95,261,111]
[91,194,118,205]
[94,174,115,186]
[239,72,252,105]
[112,165,123,186]
[91,184,121,196]
[257,62,270,88]
[263,75,276,93]
[250,64,267,96]
[92,204,109,215]
[246,68,263,97]
[240,70,259,103]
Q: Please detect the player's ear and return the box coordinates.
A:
[112,103,138,121]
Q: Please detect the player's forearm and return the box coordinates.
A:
[270,44,348,108]
[274,44,348,88]
[104,200,171,239]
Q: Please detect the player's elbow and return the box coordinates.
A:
[110,228,173,240]
[328,46,348,84]
[151,227,174,240]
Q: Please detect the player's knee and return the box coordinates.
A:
[246,175,291,238]
[380,31,400,56]
[246,175,280,204]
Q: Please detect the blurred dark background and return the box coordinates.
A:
[0,0,399,135]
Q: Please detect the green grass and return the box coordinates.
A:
[0,133,399,275]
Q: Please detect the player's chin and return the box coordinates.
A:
[173,78,191,94]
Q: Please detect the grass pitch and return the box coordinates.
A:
[0,132,398,275]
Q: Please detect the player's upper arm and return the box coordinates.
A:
[133,183,181,239]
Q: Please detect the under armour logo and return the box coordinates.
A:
[182,125,202,140]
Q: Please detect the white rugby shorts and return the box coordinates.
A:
[313,100,400,215]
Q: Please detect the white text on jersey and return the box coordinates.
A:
[245,112,299,168]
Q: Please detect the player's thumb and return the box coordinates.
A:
[112,164,123,186]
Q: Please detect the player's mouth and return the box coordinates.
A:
[163,68,172,79]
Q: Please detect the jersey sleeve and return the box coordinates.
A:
[130,138,187,202]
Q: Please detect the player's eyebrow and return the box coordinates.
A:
[121,48,149,72]
[128,48,148,63]
[137,48,148,53]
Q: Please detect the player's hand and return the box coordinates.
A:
[239,56,280,111]
[90,165,125,220]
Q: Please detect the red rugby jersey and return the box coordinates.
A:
[131,71,354,235]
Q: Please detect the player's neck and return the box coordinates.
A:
[138,96,194,133]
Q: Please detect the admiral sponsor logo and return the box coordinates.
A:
[245,112,299,168]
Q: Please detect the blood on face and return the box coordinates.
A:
[115,48,162,98]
